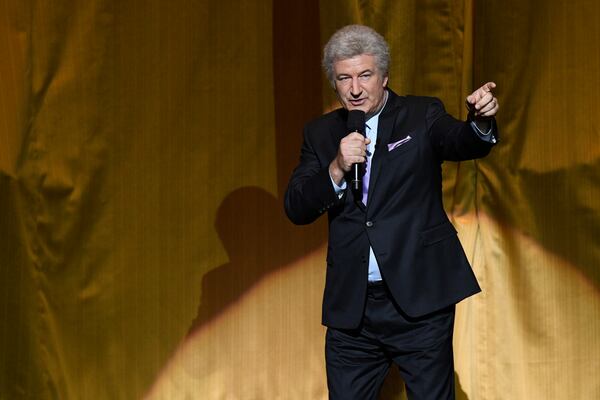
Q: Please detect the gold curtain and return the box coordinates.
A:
[0,1,598,399]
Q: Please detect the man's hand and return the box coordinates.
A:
[329,132,370,186]
[466,82,499,118]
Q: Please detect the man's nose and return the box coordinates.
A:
[350,78,361,97]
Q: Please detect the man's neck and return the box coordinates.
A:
[366,89,389,121]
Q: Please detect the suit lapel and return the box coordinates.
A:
[366,91,404,210]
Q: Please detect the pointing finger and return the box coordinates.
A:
[482,82,496,92]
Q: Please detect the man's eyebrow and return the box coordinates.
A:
[336,69,373,78]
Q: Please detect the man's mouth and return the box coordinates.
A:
[349,98,366,106]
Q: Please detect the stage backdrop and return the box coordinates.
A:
[1,1,598,399]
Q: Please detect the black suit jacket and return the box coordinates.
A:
[285,90,497,329]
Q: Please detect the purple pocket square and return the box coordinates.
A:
[387,135,412,151]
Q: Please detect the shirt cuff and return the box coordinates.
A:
[470,120,497,144]
[330,174,347,199]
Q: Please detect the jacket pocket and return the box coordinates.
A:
[420,221,457,246]
[386,137,417,159]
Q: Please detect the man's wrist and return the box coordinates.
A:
[472,119,492,135]
[329,161,345,186]
[470,119,497,144]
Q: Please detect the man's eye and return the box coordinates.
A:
[360,74,371,80]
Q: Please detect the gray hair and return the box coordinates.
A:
[322,25,390,86]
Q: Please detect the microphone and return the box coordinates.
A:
[346,110,366,195]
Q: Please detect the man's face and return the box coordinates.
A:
[332,54,388,117]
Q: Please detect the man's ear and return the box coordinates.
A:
[383,75,389,87]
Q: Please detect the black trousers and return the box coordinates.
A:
[325,281,456,400]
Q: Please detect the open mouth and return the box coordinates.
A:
[349,99,366,106]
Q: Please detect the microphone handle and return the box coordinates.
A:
[350,129,364,194]
[351,163,361,192]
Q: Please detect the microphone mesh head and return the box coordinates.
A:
[346,110,366,134]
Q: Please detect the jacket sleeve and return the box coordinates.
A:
[426,98,498,161]
[284,126,345,225]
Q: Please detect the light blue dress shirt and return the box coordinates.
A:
[363,107,385,281]
[330,93,388,281]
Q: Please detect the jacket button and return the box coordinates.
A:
[365,221,373,227]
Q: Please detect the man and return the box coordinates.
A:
[284,25,498,399]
